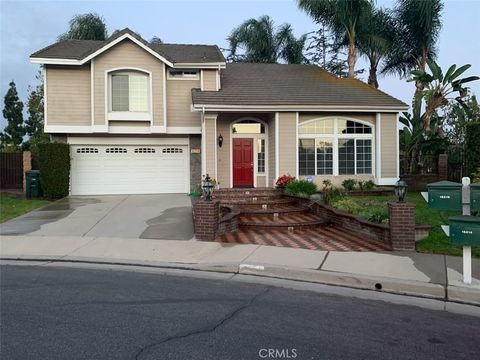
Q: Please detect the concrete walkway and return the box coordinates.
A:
[1,235,479,306]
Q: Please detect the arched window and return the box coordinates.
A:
[232,120,265,134]
[107,68,151,121]
[298,118,373,176]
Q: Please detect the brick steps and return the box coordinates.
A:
[217,225,391,251]
[239,213,327,230]
[240,204,310,216]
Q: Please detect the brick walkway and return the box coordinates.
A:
[216,224,391,251]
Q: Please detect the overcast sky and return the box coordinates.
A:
[1,0,479,128]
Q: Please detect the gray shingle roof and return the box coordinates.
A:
[30,28,225,64]
[192,63,408,109]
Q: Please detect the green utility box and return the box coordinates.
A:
[26,170,42,199]
[471,183,480,212]
[449,216,480,246]
[427,180,462,211]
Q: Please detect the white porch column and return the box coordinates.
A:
[375,112,382,183]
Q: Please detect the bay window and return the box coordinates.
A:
[298,118,373,176]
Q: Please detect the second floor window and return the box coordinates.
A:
[111,72,149,112]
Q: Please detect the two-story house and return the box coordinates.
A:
[30,28,408,195]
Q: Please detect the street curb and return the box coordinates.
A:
[2,255,479,306]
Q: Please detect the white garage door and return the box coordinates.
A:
[71,145,189,195]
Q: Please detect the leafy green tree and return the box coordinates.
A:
[150,36,163,44]
[1,81,25,151]
[382,0,443,103]
[58,13,108,41]
[444,95,480,144]
[306,26,364,77]
[24,71,50,152]
[356,7,396,88]
[227,15,307,64]
[298,0,374,78]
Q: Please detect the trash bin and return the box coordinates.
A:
[26,170,42,199]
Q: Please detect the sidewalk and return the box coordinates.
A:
[1,235,479,305]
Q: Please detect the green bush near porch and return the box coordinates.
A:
[38,143,71,199]
[329,192,480,257]
[285,180,318,197]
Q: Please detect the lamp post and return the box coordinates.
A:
[395,180,407,203]
[202,174,214,201]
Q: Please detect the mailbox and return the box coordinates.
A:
[427,180,462,211]
[449,216,480,246]
[471,183,480,212]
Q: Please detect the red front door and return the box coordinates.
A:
[233,138,254,187]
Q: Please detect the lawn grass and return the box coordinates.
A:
[0,194,49,223]
[335,192,480,258]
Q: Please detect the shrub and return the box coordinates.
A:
[285,180,318,196]
[472,167,480,183]
[38,143,70,199]
[364,180,375,190]
[466,122,480,178]
[276,174,295,187]
[367,208,389,224]
[321,180,341,205]
[342,179,357,191]
[331,198,361,215]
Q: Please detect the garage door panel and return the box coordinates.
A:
[71,145,188,195]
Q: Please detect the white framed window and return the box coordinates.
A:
[106,147,127,153]
[257,139,265,173]
[107,70,151,121]
[162,147,183,153]
[167,69,199,80]
[134,147,156,153]
[298,118,374,176]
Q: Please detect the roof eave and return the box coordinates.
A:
[192,103,409,113]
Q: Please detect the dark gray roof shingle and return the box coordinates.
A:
[192,63,407,109]
[30,28,225,64]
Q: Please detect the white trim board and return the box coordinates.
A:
[193,105,408,112]
[375,177,399,186]
[67,136,189,145]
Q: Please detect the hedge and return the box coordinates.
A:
[38,143,70,199]
[465,122,480,178]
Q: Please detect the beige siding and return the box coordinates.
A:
[202,70,217,91]
[380,113,398,178]
[278,112,297,176]
[268,117,276,186]
[299,112,375,125]
[256,176,266,187]
[204,117,216,178]
[216,120,230,187]
[93,39,165,126]
[46,65,91,126]
[166,79,201,127]
[109,121,150,127]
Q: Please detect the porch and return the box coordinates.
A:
[200,111,399,190]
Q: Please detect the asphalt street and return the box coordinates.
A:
[1,264,479,360]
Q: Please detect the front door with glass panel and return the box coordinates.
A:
[232,138,254,187]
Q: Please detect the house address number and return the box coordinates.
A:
[191,148,201,154]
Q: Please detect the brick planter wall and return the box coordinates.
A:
[22,151,32,193]
[193,200,219,241]
[286,195,390,245]
[217,206,240,236]
[388,202,416,251]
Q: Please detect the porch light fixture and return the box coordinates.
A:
[394,180,407,203]
[202,174,214,201]
[218,134,223,148]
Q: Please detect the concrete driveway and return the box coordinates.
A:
[0,195,194,240]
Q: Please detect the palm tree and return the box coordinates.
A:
[58,13,108,41]
[297,0,373,78]
[382,0,443,101]
[356,8,396,88]
[227,15,307,64]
